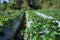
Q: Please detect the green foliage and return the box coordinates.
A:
[21,10,60,40]
[37,9,60,21]
[0,9,21,31]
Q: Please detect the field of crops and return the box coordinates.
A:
[0,9,60,40]
[21,10,60,40]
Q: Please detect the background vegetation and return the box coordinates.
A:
[0,0,60,10]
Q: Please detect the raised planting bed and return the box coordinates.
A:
[0,10,26,40]
[21,10,59,40]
